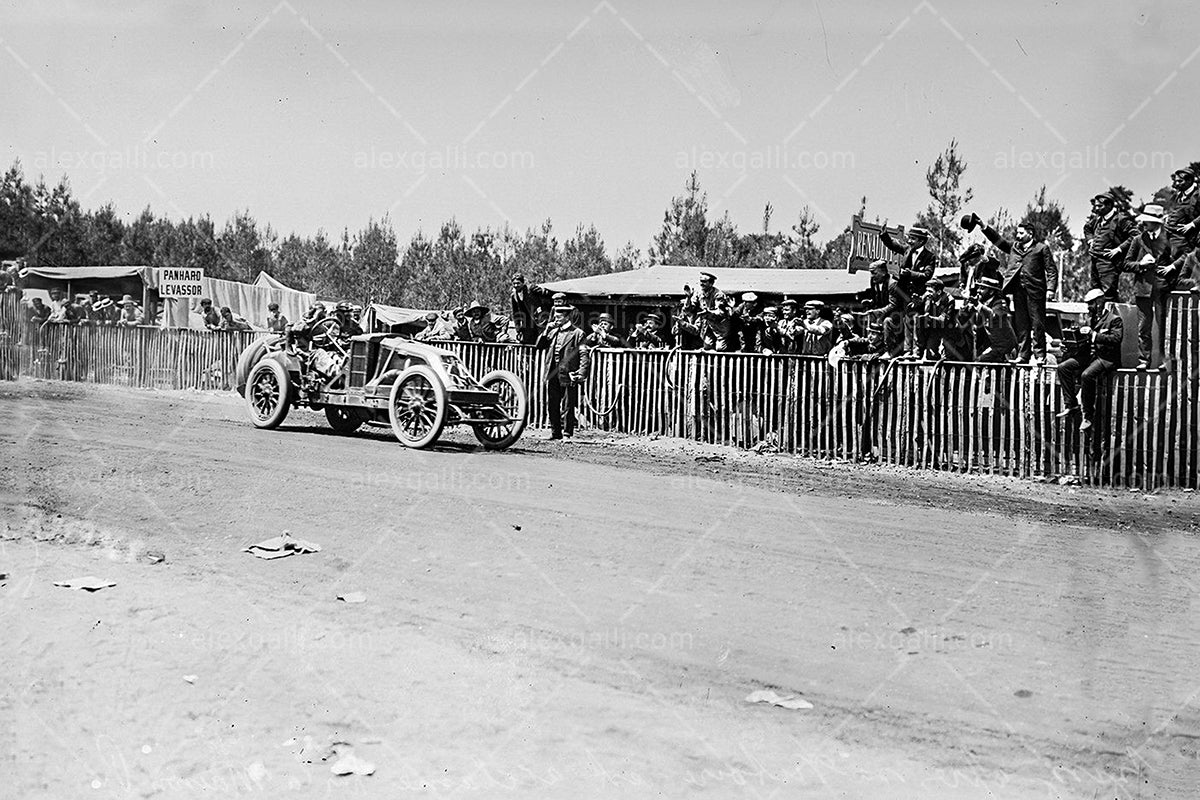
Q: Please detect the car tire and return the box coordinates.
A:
[245,358,292,429]
[235,336,277,397]
[472,369,528,450]
[388,364,447,449]
[325,405,364,434]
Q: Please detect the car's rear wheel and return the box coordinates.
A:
[325,405,364,433]
[388,365,447,448]
[472,370,528,450]
[246,359,291,429]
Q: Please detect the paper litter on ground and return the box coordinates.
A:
[337,592,366,604]
[331,753,376,776]
[745,689,813,710]
[243,531,321,560]
[53,576,117,592]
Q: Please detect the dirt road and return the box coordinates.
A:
[2,380,1199,799]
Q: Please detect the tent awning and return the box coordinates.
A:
[20,265,154,283]
[540,265,870,298]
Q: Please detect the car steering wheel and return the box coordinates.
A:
[311,317,348,357]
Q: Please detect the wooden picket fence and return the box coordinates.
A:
[2,291,1197,489]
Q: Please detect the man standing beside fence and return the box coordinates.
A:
[537,299,590,440]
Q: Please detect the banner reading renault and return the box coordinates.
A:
[158,268,205,297]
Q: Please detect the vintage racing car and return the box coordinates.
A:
[235,325,528,450]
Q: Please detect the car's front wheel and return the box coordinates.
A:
[388,365,447,448]
[245,359,292,429]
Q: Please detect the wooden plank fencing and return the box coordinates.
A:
[1,291,1197,489]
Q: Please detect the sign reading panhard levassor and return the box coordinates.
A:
[157,268,205,297]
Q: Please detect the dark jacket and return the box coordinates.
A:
[1167,184,1200,252]
[976,297,1017,354]
[537,322,591,385]
[880,231,936,305]
[1088,305,1124,365]
[981,226,1059,297]
[584,330,626,349]
[510,284,552,344]
[1123,230,1184,297]
[918,291,953,327]
[1083,210,1135,270]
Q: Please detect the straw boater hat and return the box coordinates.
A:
[780,297,798,307]
[804,299,825,309]
[741,292,758,303]
[1137,203,1166,224]
[92,297,114,311]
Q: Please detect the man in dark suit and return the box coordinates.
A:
[1122,203,1184,370]
[1165,167,1200,291]
[536,300,591,440]
[1083,189,1135,302]
[969,214,1058,364]
[1056,288,1124,432]
[510,273,552,345]
[879,225,936,358]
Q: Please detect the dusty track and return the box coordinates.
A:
[2,380,1198,799]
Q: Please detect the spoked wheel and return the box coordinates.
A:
[325,405,364,434]
[472,370,528,450]
[245,359,292,429]
[388,365,447,449]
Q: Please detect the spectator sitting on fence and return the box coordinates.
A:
[799,300,834,356]
[218,306,252,331]
[27,297,51,325]
[756,306,784,354]
[968,276,1017,363]
[912,277,952,360]
[1057,288,1123,432]
[116,295,143,327]
[584,312,626,349]
[264,302,289,333]
[629,311,671,349]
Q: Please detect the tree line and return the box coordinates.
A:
[1,147,1190,308]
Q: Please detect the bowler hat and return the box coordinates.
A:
[959,214,979,232]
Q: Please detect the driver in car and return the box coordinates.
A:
[287,302,328,350]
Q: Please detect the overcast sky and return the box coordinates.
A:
[5,0,1199,252]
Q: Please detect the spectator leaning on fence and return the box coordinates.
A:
[799,300,834,356]
[195,297,221,330]
[116,295,143,327]
[1082,189,1135,303]
[777,298,802,354]
[463,301,501,343]
[1123,202,1184,370]
[265,302,289,333]
[970,213,1058,365]
[584,312,626,349]
[629,311,671,349]
[733,292,764,353]
[756,306,784,354]
[913,277,952,361]
[218,306,252,331]
[91,296,116,325]
[27,297,50,324]
[1057,288,1123,432]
